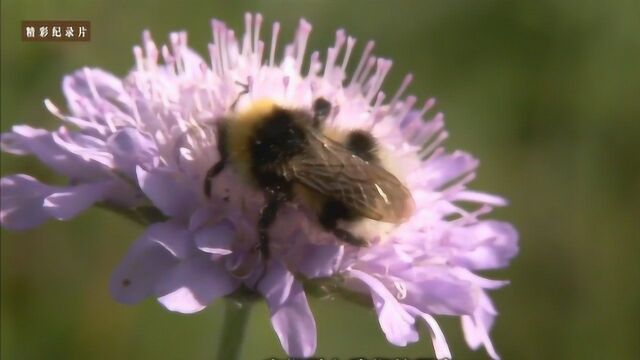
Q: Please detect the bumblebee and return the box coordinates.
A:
[204,98,414,259]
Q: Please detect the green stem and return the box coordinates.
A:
[216,299,252,360]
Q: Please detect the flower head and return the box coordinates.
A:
[1,14,518,359]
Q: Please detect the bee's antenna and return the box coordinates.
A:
[230,79,251,111]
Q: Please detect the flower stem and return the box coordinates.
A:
[216,299,252,360]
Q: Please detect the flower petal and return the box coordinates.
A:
[404,305,452,360]
[404,266,479,316]
[1,125,108,180]
[43,181,114,220]
[0,126,47,155]
[51,128,113,168]
[257,260,295,309]
[0,175,55,230]
[136,166,198,218]
[461,293,500,359]
[349,269,418,346]
[156,254,239,314]
[453,190,508,207]
[106,127,157,178]
[422,151,478,190]
[259,261,317,357]
[461,295,500,360]
[63,68,135,123]
[295,241,344,279]
[1,175,116,230]
[144,219,193,259]
[449,220,519,270]
[194,220,235,255]
[109,222,184,304]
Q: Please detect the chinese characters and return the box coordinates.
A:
[22,21,90,41]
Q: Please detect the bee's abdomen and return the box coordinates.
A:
[318,198,359,228]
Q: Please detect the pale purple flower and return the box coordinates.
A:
[1,14,518,359]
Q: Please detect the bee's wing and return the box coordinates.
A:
[284,132,415,223]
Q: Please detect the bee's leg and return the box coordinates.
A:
[312,97,332,128]
[256,187,291,258]
[204,124,228,198]
[318,199,368,247]
[257,198,280,259]
[253,187,289,288]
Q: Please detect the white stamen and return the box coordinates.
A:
[243,12,252,56]
[83,68,100,101]
[103,113,118,133]
[419,113,447,156]
[253,13,263,57]
[170,32,183,74]
[44,99,106,135]
[441,172,476,196]
[396,95,417,122]
[207,43,218,75]
[366,59,392,103]
[356,56,376,86]
[389,73,413,110]
[341,36,356,75]
[226,30,238,69]
[368,92,386,129]
[269,22,280,67]
[327,30,346,79]
[219,26,229,75]
[423,146,445,163]
[255,40,264,66]
[394,280,408,300]
[323,47,337,80]
[351,40,375,85]
[307,50,319,76]
[210,20,222,75]
[447,203,492,225]
[295,19,312,73]
[133,45,144,72]
[419,97,437,117]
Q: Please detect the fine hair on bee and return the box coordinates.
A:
[203,97,415,266]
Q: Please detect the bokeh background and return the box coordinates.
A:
[2,0,639,359]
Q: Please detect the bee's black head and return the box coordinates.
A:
[251,108,308,165]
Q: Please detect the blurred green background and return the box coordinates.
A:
[2,0,639,359]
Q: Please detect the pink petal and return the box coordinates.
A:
[43,181,114,220]
[404,305,452,360]
[461,292,500,359]
[136,166,198,218]
[1,175,115,229]
[109,222,184,304]
[156,255,239,314]
[259,261,317,357]
[450,220,519,270]
[194,220,235,255]
[0,175,54,230]
[349,269,418,346]
[1,125,108,180]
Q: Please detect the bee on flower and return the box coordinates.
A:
[1,13,518,359]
